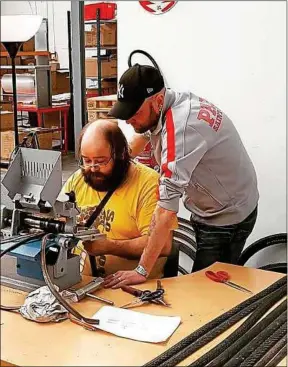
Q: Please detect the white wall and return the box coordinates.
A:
[117,1,286,246]
[0,1,71,68]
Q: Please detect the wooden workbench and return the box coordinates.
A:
[0,263,286,366]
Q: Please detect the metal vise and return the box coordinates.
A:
[0,148,103,292]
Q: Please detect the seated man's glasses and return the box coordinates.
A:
[78,156,113,170]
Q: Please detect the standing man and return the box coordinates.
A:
[108,63,259,286]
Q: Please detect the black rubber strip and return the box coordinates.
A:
[237,233,287,265]
[189,297,287,367]
[239,321,287,367]
[143,276,286,367]
[223,310,287,367]
[162,285,286,367]
[259,263,287,274]
[255,334,287,366]
[266,342,287,367]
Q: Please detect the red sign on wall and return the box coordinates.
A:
[139,1,177,15]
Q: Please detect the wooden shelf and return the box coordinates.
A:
[0,51,50,57]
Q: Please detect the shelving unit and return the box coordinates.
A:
[84,6,117,97]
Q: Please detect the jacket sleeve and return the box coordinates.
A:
[158,108,208,212]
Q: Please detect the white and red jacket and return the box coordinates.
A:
[147,88,259,226]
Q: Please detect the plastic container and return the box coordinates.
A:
[84,3,116,21]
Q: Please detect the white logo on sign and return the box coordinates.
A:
[118,84,124,98]
[147,88,154,94]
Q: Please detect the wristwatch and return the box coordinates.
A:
[135,265,148,278]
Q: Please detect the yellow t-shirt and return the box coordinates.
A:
[62,162,177,278]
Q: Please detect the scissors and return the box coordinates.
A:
[121,280,170,307]
[120,288,165,309]
[205,270,253,295]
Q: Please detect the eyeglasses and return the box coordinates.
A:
[78,156,113,170]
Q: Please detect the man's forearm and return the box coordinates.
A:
[108,236,147,259]
[87,235,170,260]
[128,133,149,158]
[139,206,176,275]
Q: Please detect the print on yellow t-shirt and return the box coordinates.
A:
[61,162,178,278]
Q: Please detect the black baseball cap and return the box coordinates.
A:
[108,64,165,120]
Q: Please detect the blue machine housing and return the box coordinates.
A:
[1,238,57,281]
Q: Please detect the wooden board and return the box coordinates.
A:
[0,263,286,367]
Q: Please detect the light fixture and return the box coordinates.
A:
[1,15,43,147]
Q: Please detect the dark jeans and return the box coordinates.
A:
[191,206,258,272]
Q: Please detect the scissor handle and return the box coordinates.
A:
[141,289,164,302]
[205,271,229,283]
[121,285,143,297]
[217,271,230,281]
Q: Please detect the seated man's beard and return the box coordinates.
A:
[82,159,130,192]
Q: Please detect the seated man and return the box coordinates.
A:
[62,120,177,288]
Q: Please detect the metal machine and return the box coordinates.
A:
[0,147,103,292]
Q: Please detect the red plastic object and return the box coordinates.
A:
[135,142,160,172]
[205,271,230,283]
[84,3,116,20]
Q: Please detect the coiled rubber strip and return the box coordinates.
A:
[265,341,287,367]
[189,297,287,367]
[239,321,287,367]
[223,309,287,366]
[160,284,286,367]
[143,276,286,367]
[255,334,287,366]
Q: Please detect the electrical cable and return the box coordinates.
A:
[143,276,286,367]
[40,234,100,328]
[239,321,287,367]
[255,334,287,366]
[0,233,44,311]
[189,297,287,367]
[127,50,169,87]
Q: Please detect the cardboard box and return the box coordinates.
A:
[1,129,53,160]
[43,112,62,140]
[0,102,13,112]
[0,111,14,131]
[21,57,36,66]
[51,71,70,95]
[85,23,116,47]
[22,38,35,52]
[85,58,117,78]
[96,23,116,45]
[85,31,97,47]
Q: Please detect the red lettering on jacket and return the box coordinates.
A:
[198,97,223,132]
[197,109,215,127]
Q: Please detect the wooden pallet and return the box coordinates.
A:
[87,110,117,123]
[87,94,117,110]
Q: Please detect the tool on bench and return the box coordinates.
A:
[120,280,170,308]
[205,270,253,295]
[68,277,114,305]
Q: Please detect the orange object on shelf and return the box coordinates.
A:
[0,51,50,57]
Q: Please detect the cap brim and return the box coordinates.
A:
[108,99,144,120]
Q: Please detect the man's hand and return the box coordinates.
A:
[83,237,113,256]
[103,270,146,289]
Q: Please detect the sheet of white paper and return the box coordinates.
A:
[92,306,181,343]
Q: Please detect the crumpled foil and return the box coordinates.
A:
[19,286,74,323]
